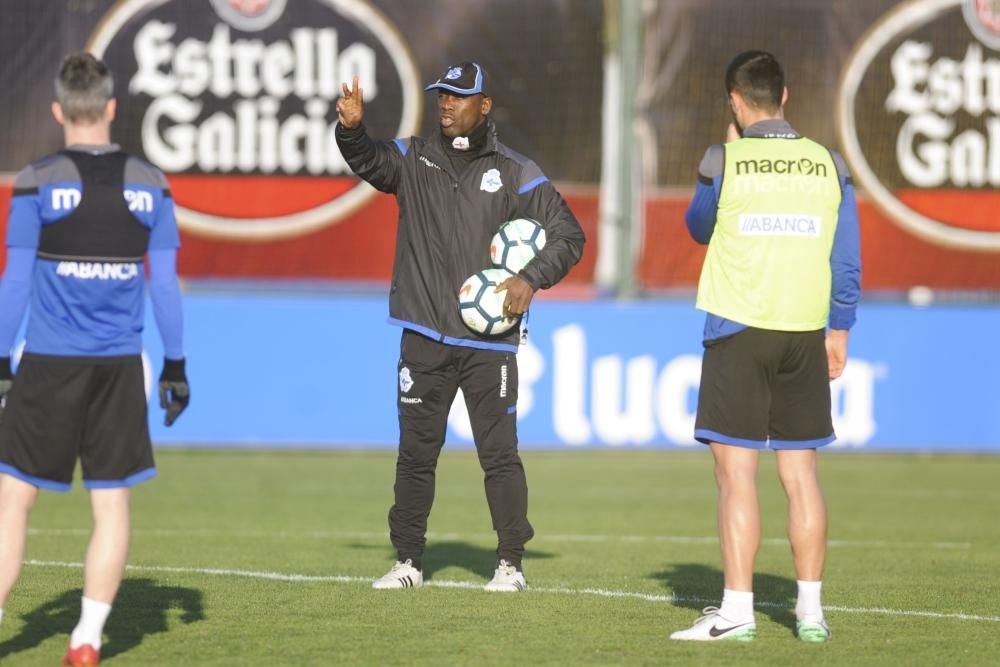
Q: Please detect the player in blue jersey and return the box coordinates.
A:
[0,53,188,667]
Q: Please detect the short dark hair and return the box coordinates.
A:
[54,52,114,123]
[725,50,784,113]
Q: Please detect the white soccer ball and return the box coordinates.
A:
[490,218,546,274]
[458,268,517,335]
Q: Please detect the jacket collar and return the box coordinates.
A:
[428,119,498,159]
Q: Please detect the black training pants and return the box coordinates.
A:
[390,330,534,564]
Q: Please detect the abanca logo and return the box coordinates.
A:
[87,0,421,240]
[836,0,1000,251]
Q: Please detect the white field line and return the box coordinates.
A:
[26,528,974,550]
[24,559,1000,624]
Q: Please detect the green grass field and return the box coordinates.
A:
[0,449,997,665]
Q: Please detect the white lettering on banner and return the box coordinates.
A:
[654,355,703,444]
[56,262,139,280]
[130,22,372,175]
[553,325,591,444]
[887,41,1000,187]
[897,113,1000,187]
[886,42,1000,117]
[738,214,821,237]
[591,355,658,445]
[829,360,880,447]
[448,323,881,447]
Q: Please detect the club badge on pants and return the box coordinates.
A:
[399,367,414,393]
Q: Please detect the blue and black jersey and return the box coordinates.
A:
[1,144,182,357]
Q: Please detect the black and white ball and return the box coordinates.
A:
[490,218,546,274]
[458,268,517,335]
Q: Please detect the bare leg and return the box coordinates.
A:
[710,443,760,591]
[775,448,826,581]
[83,488,131,603]
[0,474,39,608]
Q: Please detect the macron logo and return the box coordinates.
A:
[51,188,81,211]
[51,188,154,212]
[125,189,154,213]
[419,156,442,170]
[57,262,140,280]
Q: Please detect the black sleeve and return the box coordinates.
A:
[334,123,403,194]
[515,181,586,291]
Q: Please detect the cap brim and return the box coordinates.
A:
[424,82,483,95]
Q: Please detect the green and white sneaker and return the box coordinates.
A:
[796,617,831,642]
[372,559,423,589]
[670,606,757,641]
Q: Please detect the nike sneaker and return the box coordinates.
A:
[670,606,757,641]
[796,617,831,642]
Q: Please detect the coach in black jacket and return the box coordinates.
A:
[335,61,584,592]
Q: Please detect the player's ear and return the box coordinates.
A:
[781,86,788,108]
[51,101,65,126]
[481,95,492,116]
[105,98,117,123]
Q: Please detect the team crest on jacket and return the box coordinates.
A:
[399,367,414,393]
[480,168,503,193]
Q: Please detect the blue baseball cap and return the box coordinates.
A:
[424,62,487,96]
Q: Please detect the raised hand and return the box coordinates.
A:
[336,77,365,129]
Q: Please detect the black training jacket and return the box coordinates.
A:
[336,120,586,352]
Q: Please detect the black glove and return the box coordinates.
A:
[158,357,189,426]
[0,357,12,422]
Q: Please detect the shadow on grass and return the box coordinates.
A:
[422,541,554,581]
[0,578,204,661]
[652,563,797,633]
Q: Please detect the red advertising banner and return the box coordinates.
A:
[1,0,998,291]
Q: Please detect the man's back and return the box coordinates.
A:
[8,146,177,356]
[697,133,842,331]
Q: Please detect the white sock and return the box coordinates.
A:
[719,588,754,623]
[69,597,112,650]
[0,608,4,625]
[796,580,824,622]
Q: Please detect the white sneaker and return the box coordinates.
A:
[483,559,527,592]
[670,606,757,641]
[372,559,423,589]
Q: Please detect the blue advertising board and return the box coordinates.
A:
[14,293,994,451]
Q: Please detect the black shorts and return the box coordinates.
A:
[0,353,155,491]
[694,327,834,450]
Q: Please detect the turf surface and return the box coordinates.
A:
[1,449,997,665]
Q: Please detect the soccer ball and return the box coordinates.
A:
[458,268,517,335]
[490,218,546,274]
